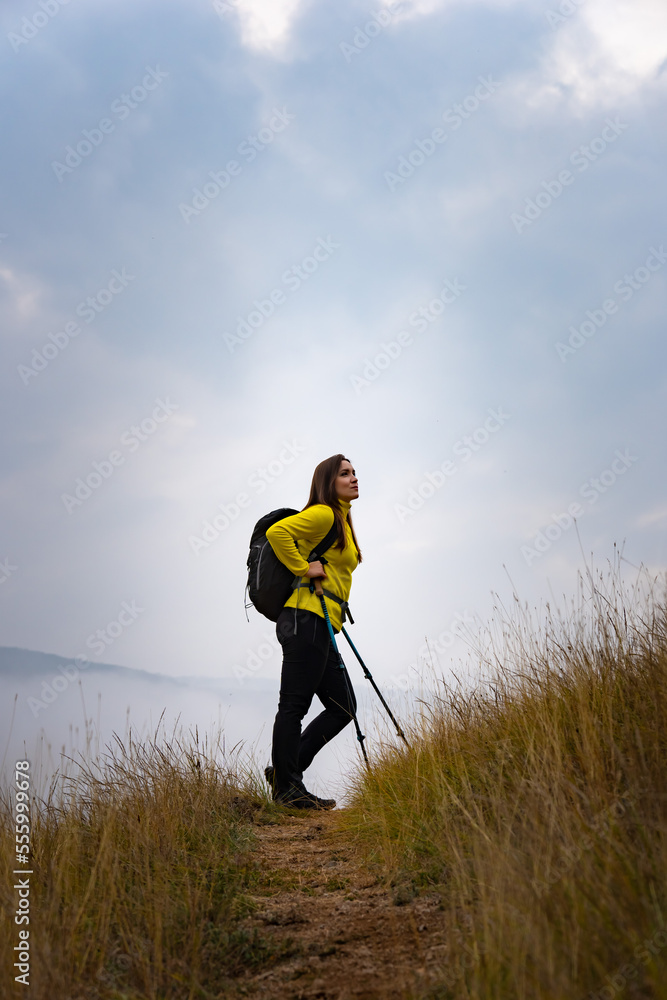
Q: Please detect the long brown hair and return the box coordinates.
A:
[302,454,362,563]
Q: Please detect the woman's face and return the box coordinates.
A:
[334,459,359,502]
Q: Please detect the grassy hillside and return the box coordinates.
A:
[0,729,286,999]
[344,564,667,998]
[3,562,665,999]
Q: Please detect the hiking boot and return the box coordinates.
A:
[274,789,320,809]
[273,784,336,811]
[311,794,336,810]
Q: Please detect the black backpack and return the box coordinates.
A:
[245,508,339,622]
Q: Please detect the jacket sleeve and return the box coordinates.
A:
[265,505,335,576]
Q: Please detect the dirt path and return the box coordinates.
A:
[230,810,449,1000]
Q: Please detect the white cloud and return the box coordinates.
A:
[512,0,667,116]
[0,266,45,331]
[222,0,308,54]
[228,0,666,106]
[394,0,526,20]
[582,0,667,80]
[222,0,526,54]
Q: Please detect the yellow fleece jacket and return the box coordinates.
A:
[265,501,359,632]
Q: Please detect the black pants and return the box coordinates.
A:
[271,608,357,794]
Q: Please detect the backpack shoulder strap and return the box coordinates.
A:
[294,517,355,623]
[307,519,339,562]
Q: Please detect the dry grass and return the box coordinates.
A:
[4,556,667,999]
[343,559,667,998]
[0,726,287,999]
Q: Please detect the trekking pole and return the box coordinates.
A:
[340,627,410,748]
[312,576,370,768]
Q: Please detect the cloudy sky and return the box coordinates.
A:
[1,0,666,757]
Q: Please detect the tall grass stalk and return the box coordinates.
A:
[344,559,667,998]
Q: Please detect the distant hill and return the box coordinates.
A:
[0,645,378,804]
[0,646,277,694]
[0,646,172,683]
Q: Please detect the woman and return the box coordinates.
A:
[264,454,362,809]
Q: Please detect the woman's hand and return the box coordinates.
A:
[305,561,326,579]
